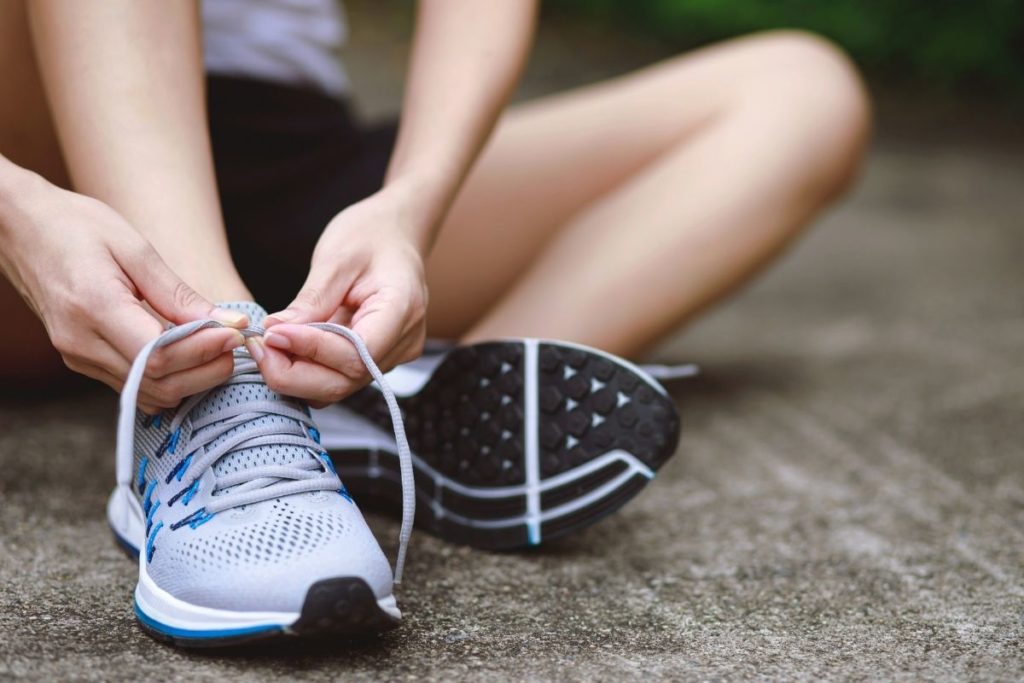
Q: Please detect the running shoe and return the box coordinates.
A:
[107,302,414,647]
[314,339,685,550]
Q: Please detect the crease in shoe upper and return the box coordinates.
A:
[115,301,416,582]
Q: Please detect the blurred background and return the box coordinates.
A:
[561,0,1024,99]
[346,0,1023,146]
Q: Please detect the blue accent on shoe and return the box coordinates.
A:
[142,412,165,429]
[155,432,172,459]
[167,478,200,507]
[308,426,321,443]
[146,521,164,562]
[142,480,157,515]
[338,483,352,503]
[171,507,215,531]
[167,428,181,455]
[165,454,193,484]
[133,601,284,642]
[136,456,149,493]
[181,479,201,506]
[145,500,161,535]
[321,452,336,474]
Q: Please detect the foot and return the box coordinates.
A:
[107,302,400,647]
[314,339,681,549]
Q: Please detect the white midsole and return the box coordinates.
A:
[106,485,401,633]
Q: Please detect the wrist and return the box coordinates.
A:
[379,171,458,254]
[0,159,49,240]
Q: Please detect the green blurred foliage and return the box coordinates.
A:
[557,0,1024,95]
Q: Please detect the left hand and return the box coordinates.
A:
[251,190,429,406]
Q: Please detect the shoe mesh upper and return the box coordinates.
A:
[135,302,393,613]
[171,498,353,571]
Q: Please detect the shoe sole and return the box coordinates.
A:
[327,339,681,549]
[107,487,400,647]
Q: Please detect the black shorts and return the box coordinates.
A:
[207,76,398,311]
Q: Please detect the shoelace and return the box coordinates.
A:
[115,320,415,582]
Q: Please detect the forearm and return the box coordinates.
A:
[27,0,245,299]
[385,0,536,253]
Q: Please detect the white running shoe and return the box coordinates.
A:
[107,302,414,647]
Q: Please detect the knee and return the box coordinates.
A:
[746,30,873,200]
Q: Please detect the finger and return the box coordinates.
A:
[376,328,427,374]
[117,241,247,328]
[350,297,409,366]
[144,327,244,379]
[62,335,131,382]
[265,266,356,328]
[248,337,364,403]
[263,324,369,383]
[90,301,233,402]
[86,296,164,366]
[138,352,236,408]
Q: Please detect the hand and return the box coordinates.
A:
[0,170,248,411]
[255,190,429,406]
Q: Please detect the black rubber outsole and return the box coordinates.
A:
[337,340,681,550]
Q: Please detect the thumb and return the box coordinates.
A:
[266,266,350,328]
[121,242,248,328]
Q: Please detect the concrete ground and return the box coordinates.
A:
[1,4,1022,681]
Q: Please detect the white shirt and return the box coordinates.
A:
[202,0,349,98]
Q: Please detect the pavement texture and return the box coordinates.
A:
[1,4,1022,681]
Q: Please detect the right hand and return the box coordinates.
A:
[0,170,248,412]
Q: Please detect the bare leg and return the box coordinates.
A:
[426,31,871,356]
[27,0,250,302]
[0,0,247,381]
[0,0,67,380]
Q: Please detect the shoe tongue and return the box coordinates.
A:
[195,301,318,483]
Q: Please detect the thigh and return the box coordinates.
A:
[425,31,824,337]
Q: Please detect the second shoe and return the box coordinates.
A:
[314,339,682,549]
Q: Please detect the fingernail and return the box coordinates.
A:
[211,308,248,328]
[245,337,264,362]
[264,331,291,350]
[222,331,245,353]
[265,310,296,326]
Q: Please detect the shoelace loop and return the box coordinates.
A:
[116,320,416,582]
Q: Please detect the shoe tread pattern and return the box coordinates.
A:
[536,343,679,477]
[338,341,681,550]
[346,343,527,487]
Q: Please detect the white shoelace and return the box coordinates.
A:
[116,320,416,582]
